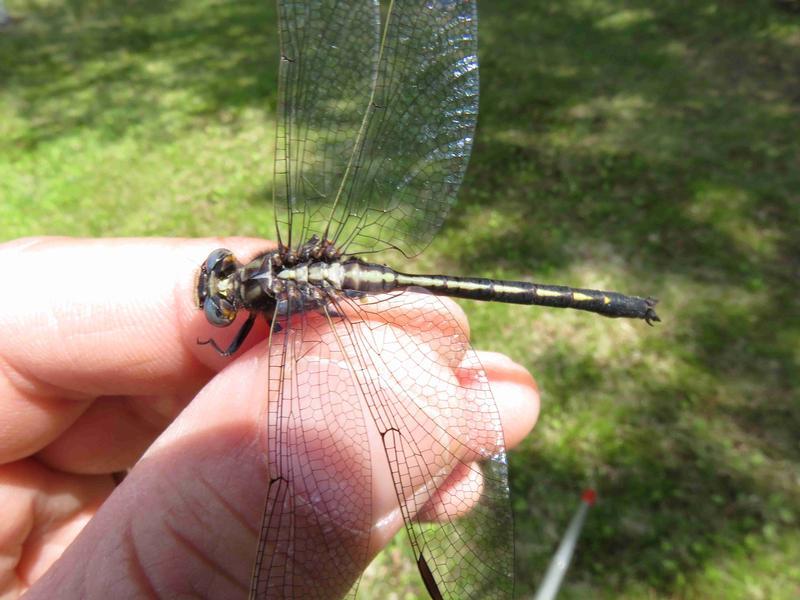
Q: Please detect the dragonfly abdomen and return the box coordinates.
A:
[277,259,659,324]
[389,265,658,324]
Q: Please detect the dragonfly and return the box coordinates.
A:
[195,1,659,598]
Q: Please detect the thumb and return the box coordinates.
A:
[26,347,271,599]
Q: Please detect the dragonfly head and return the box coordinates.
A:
[196,248,242,327]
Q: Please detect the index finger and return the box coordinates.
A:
[0,237,475,466]
[0,236,270,463]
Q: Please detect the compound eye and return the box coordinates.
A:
[204,297,236,327]
[206,248,235,273]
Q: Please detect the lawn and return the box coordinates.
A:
[2,0,799,598]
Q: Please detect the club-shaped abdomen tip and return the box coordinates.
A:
[645,297,661,325]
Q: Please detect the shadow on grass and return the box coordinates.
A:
[458,0,800,596]
[0,0,278,150]
[450,0,798,275]
[511,296,799,597]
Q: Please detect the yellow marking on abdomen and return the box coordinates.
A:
[446,280,484,292]
[572,292,594,302]
[491,283,525,295]
[414,276,440,287]
[535,288,567,298]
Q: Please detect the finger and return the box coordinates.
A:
[28,265,470,476]
[0,459,114,597]
[480,351,540,449]
[343,300,537,531]
[34,395,174,474]
[23,340,318,598]
[415,351,539,523]
[24,328,538,599]
[0,237,270,466]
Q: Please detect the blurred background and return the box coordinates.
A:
[1,1,798,598]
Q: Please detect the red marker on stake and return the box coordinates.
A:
[533,489,597,600]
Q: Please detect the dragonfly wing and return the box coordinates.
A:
[336,291,514,598]
[273,0,381,251]
[250,309,374,599]
[274,0,479,258]
[250,291,513,599]
[327,0,479,258]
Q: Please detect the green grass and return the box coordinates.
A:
[2,0,799,598]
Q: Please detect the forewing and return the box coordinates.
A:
[328,0,479,257]
[273,0,381,250]
[250,309,373,599]
[274,0,479,258]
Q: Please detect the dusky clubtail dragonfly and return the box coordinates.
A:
[196,1,659,598]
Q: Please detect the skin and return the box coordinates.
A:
[0,237,539,599]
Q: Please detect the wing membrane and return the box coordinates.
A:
[251,308,374,599]
[273,0,381,250]
[251,292,513,598]
[274,0,479,257]
[262,1,505,597]
[337,291,513,598]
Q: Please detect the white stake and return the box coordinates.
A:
[533,489,597,600]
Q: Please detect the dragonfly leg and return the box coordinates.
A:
[198,312,257,357]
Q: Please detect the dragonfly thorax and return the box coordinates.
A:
[197,239,356,329]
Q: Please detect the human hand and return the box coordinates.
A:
[0,237,539,598]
